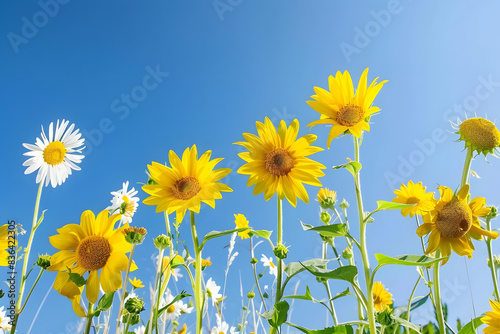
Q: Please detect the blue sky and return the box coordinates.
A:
[2,1,500,333]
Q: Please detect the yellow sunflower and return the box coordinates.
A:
[235,117,325,207]
[48,209,134,306]
[457,117,500,156]
[372,281,392,312]
[392,181,436,217]
[142,145,232,223]
[416,185,498,264]
[234,213,251,239]
[307,68,387,147]
[482,299,500,333]
[0,224,15,266]
[317,187,337,210]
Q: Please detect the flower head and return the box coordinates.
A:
[261,254,277,278]
[307,68,387,147]
[317,188,337,210]
[108,181,140,224]
[0,224,15,266]
[48,209,136,310]
[235,117,325,207]
[482,299,500,333]
[129,277,144,289]
[210,314,229,334]
[0,306,11,330]
[234,214,251,239]
[457,117,500,156]
[372,281,392,312]
[160,289,193,322]
[416,185,498,264]
[23,119,85,187]
[205,277,222,306]
[392,181,436,217]
[142,145,232,223]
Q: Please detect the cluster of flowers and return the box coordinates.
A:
[2,68,500,334]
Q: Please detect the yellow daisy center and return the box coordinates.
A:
[265,148,294,176]
[172,177,201,200]
[269,261,275,268]
[43,141,67,165]
[435,199,473,239]
[460,117,500,150]
[337,105,364,127]
[373,294,384,306]
[167,304,176,313]
[77,236,112,271]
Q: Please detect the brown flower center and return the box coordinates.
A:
[77,236,111,271]
[172,177,201,200]
[337,104,364,127]
[435,199,473,239]
[406,196,420,204]
[265,148,294,176]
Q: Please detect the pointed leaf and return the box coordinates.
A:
[393,294,430,317]
[301,221,348,237]
[96,292,114,312]
[249,230,272,240]
[375,201,415,211]
[34,209,47,230]
[375,254,447,267]
[286,322,354,334]
[301,264,357,284]
[333,161,362,178]
[457,317,483,334]
[200,228,248,248]
[284,258,329,277]
[330,288,351,302]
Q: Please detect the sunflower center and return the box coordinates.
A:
[435,199,473,239]
[337,104,364,127]
[76,236,112,271]
[459,117,500,150]
[167,304,176,313]
[43,141,67,165]
[406,196,421,204]
[172,177,201,200]
[373,295,383,305]
[265,148,294,176]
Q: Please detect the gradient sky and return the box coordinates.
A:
[2,1,500,333]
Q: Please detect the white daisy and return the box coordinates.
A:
[205,277,222,306]
[107,181,140,224]
[261,254,277,278]
[0,306,11,330]
[160,289,193,322]
[23,119,85,188]
[210,314,229,334]
[134,325,146,334]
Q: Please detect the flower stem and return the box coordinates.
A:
[461,146,473,188]
[405,275,422,334]
[84,303,94,334]
[19,268,44,314]
[353,136,376,334]
[147,247,165,334]
[10,181,43,333]
[433,249,446,334]
[322,242,339,326]
[190,211,203,334]
[276,198,283,304]
[250,237,268,312]
[486,216,500,301]
[115,243,137,334]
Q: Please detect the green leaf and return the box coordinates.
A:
[393,295,430,317]
[200,228,248,248]
[34,209,47,230]
[157,291,191,315]
[375,201,415,211]
[95,292,115,312]
[262,301,289,328]
[284,258,329,278]
[457,317,483,334]
[249,230,272,240]
[330,288,351,302]
[391,315,422,332]
[375,254,447,267]
[286,322,354,334]
[333,161,362,178]
[301,264,357,284]
[300,221,348,237]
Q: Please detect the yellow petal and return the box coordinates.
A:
[86,270,100,304]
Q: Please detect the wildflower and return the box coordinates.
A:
[416,185,498,264]
[372,281,392,312]
[482,299,500,333]
[0,306,12,330]
[134,325,146,334]
[210,314,230,334]
[456,117,500,156]
[123,227,147,244]
[392,181,436,217]
[235,117,325,207]
[125,296,145,314]
[0,224,15,266]
[129,277,144,289]
[48,209,135,305]
[307,69,387,147]
[317,187,337,210]
[160,289,193,322]
[36,254,51,270]
[193,258,212,270]
[177,324,187,334]
[205,278,222,306]
[234,214,251,239]
[108,181,140,224]
[261,254,277,277]
[23,119,85,187]
[154,234,171,249]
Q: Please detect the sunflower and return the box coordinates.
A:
[456,117,500,156]
[235,117,325,207]
[392,181,436,217]
[234,213,251,239]
[317,187,337,210]
[23,119,85,187]
[307,68,387,147]
[142,145,232,223]
[372,281,392,312]
[416,185,498,264]
[0,224,15,266]
[48,209,134,307]
[482,299,500,333]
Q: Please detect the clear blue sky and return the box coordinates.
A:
[2,1,500,333]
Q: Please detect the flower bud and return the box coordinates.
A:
[250,257,258,264]
[273,243,289,259]
[320,211,331,225]
[36,254,51,270]
[247,292,255,299]
[124,297,145,314]
[154,234,171,250]
[123,227,147,245]
[342,248,353,260]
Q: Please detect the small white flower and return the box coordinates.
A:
[107,181,139,224]
[0,306,11,330]
[134,325,146,334]
[23,119,85,188]
[229,326,239,334]
[205,277,222,306]
[160,289,193,322]
[210,314,229,334]
[261,254,277,278]
[171,267,183,282]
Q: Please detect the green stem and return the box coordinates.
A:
[115,243,137,334]
[460,146,473,188]
[251,237,268,312]
[123,312,133,334]
[322,242,339,326]
[486,217,500,302]
[84,303,94,334]
[10,181,43,333]
[353,136,376,334]
[276,198,283,303]
[19,268,44,314]
[405,275,422,334]
[433,249,446,334]
[147,247,165,334]
[164,212,174,259]
[190,211,203,334]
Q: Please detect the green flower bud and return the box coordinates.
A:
[488,255,500,269]
[488,206,498,220]
[320,211,331,225]
[342,248,353,260]
[250,257,258,264]
[243,306,248,310]
[122,313,140,326]
[154,234,171,250]
[273,243,289,259]
[125,297,145,314]
[247,292,255,299]
[339,199,349,209]
[36,254,52,270]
